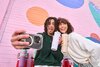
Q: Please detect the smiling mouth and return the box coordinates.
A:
[61,29,65,31]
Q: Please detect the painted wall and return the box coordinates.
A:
[0,0,100,67]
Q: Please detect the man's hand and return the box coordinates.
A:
[11,30,30,49]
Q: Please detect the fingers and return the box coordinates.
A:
[12,30,26,37]
[12,41,29,49]
[11,34,29,42]
[12,41,29,46]
[58,36,62,45]
[11,30,30,49]
[14,46,28,49]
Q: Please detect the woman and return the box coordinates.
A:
[57,17,100,67]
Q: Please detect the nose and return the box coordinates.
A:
[61,24,64,26]
[49,23,54,27]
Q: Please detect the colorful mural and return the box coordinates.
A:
[0,0,100,67]
[56,0,84,8]
[89,1,100,27]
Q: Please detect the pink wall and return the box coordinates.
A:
[0,0,9,26]
[0,0,100,67]
[0,0,17,66]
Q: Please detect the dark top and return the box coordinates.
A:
[34,32,63,66]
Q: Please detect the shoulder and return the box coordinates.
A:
[69,32,80,37]
[69,32,85,40]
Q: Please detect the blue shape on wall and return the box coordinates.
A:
[89,2,100,27]
[56,0,84,8]
[86,37,100,44]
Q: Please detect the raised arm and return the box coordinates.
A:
[11,30,30,49]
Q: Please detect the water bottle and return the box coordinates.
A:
[51,31,61,51]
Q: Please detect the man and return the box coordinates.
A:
[11,17,63,67]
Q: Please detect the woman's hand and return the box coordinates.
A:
[58,36,62,45]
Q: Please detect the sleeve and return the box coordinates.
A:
[51,45,63,62]
[61,34,70,59]
[71,32,100,66]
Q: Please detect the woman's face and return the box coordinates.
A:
[58,23,68,34]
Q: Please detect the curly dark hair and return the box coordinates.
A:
[57,17,74,34]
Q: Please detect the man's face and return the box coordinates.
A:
[47,19,55,36]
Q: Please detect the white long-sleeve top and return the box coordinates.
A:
[61,32,100,67]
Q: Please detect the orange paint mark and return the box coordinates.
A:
[26,7,49,26]
[90,33,100,40]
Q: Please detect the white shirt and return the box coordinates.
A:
[62,32,100,67]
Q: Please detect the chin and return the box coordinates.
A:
[61,32,66,34]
